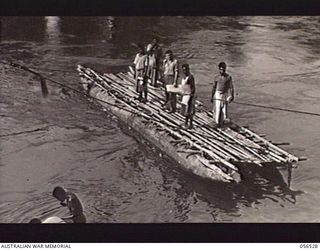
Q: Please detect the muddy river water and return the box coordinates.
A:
[0,16,320,223]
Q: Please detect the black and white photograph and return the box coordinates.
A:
[0,15,320,239]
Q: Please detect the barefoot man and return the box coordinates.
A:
[211,62,234,127]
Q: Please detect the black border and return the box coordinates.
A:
[1,0,320,15]
[1,223,320,242]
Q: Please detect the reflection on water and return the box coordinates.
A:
[0,16,319,223]
[45,16,61,43]
[159,163,303,222]
[105,16,115,40]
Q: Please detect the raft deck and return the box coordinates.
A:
[77,65,300,183]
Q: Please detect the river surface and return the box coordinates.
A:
[0,16,320,223]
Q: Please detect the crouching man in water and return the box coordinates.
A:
[52,186,86,223]
[133,44,149,103]
[211,62,234,127]
[180,64,196,129]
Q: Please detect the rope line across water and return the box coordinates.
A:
[2,60,320,117]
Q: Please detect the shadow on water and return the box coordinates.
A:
[119,118,304,220]
[161,161,304,220]
[84,80,305,220]
[237,163,304,203]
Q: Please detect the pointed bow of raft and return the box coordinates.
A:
[77,65,300,183]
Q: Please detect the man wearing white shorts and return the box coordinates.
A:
[210,62,234,126]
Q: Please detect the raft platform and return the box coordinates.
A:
[77,65,301,183]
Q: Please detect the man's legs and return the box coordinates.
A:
[143,80,148,103]
[151,68,156,87]
[170,93,177,113]
[185,115,193,129]
[222,102,227,123]
[138,87,143,101]
[187,96,194,129]
[163,75,173,108]
[135,70,142,93]
[135,79,139,93]
[215,98,222,124]
[154,67,159,87]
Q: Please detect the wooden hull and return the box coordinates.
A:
[89,85,236,182]
[77,65,299,183]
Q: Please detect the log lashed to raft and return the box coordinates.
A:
[77,65,300,183]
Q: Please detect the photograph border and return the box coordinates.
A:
[1,0,320,243]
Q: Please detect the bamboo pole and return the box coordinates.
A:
[103,73,237,159]
[167,111,263,161]
[113,71,284,164]
[113,72,260,162]
[116,71,286,164]
[90,84,235,182]
[239,127,299,162]
[108,73,251,162]
[194,111,278,162]
[81,67,240,175]
[227,121,295,162]
[197,109,294,162]
[80,66,297,169]
[120,73,274,161]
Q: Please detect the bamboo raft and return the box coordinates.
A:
[77,65,300,183]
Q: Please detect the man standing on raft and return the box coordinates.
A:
[211,62,234,127]
[162,50,179,113]
[133,44,149,103]
[149,37,162,87]
[180,64,196,129]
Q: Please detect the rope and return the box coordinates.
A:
[233,101,320,117]
[1,60,145,117]
[2,60,49,97]
[47,76,149,117]
[37,67,75,73]
[210,98,320,118]
[2,60,320,117]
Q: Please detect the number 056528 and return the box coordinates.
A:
[300,244,318,248]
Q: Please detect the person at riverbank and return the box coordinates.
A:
[210,62,234,127]
[133,44,149,103]
[162,50,179,113]
[52,186,86,223]
[150,37,162,87]
[180,64,196,129]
